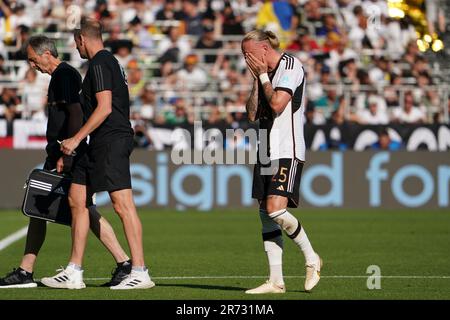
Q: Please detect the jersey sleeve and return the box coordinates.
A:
[53,71,81,105]
[91,62,113,93]
[274,58,305,96]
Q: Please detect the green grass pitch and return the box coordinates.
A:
[0,208,449,300]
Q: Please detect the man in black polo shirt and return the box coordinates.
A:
[0,35,131,289]
[50,18,154,290]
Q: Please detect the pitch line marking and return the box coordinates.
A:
[34,275,450,282]
[0,226,28,251]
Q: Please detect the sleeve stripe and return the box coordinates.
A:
[93,65,105,91]
[93,65,100,90]
[99,65,104,90]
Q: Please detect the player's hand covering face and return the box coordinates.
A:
[245,52,268,76]
[242,40,268,76]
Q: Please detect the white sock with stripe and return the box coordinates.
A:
[268,209,317,265]
[259,209,284,286]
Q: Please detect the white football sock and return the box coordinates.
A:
[294,227,317,265]
[259,209,284,286]
[131,266,147,272]
[68,262,82,271]
[269,209,317,265]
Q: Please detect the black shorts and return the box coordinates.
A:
[43,151,93,206]
[252,158,304,208]
[44,151,89,186]
[87,136,133,193]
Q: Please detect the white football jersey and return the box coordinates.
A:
[257,53,306,162]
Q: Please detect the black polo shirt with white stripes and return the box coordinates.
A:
[81,49,133,149]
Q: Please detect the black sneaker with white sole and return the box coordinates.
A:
[100,261,132,287]
[0,268,37,288]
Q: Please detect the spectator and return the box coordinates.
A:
[113,39,134,68]
[157,26,191,63]
[316,14,340,38]
[127,60,146,103]
[133,121,153,149]
[326,38,358,75]
[175,54,208,90]
[207,106,228,126]
[304,100,326,125]
[304,0,323,24]
[287,27,320,52]
[9,24,30,60]
[348,11,382,50]
[182,0,203,35]
[0,54,7,76]
[401,40,420,67]
[221,1,244,35]
[20,68,48,120]
[131,85,157,121]
[371,128,402,151]
[368,56,390,86]
[104,25,123,52]
[195,24,222,64]
[384,73,402,107]
[392,92,426,124]
[163,98,193,125]
[0,87,21,136]
[154,60,175,78]
[94,0,113,26]
[155,0,184,22]
[357,95,389,125]
[414,71,439,108]
[127,16,153,50]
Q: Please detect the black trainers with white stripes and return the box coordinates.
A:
[0,268,37,288]
[101,261,132,287]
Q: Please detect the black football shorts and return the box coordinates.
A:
[87,136,133,193]
[252,158,304,208]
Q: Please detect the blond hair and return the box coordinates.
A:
[242,30,280,49]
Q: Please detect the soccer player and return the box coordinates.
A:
[0,35,131,289]
[241,30,322,294]
[44,18,154,290]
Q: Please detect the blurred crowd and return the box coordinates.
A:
[0,0,449,149]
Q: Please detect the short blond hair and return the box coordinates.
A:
[242,30,280,49]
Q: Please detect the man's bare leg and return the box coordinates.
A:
[108,188,154,290]
[68,183,90,267]
[109,189,144,267]
[88,206,129,263]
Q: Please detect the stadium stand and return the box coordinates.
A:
[0,0,449,150]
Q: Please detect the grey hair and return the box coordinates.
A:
[26,35,58,57]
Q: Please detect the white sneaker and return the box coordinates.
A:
[110,269,155,290]
[245,280,286,294]
[40,266,86,289]
[305,254,322,292]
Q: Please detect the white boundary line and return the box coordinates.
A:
[3,228,450,282]
[33,275,449,282]
[0,226,28,251]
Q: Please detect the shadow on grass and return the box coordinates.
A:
[157,283,247,292]
[37,282,104,289]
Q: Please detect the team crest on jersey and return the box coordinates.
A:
[279,75,291,87]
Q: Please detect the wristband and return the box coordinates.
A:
[259,73,270,85]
